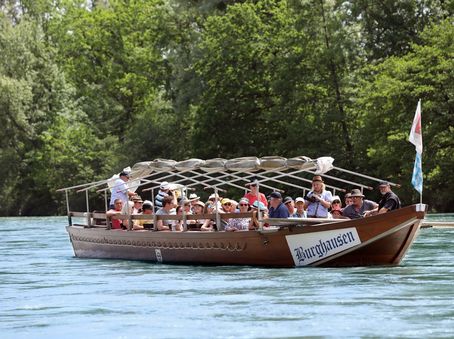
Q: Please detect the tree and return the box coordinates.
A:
[354,19,453,211]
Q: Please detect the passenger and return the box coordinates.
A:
[180,198,193,215]
[268,192,290,218]
[344,193,353,206]
[108,171,136,209]
[106,198,124,230]
[365,181,401,216]
[244,179,268,208]
[249,201,268,230]
[230,199,238,212]
[172,205,185,232]
[133,200,153,230]
[122,195,143,228]
[225,198,250,231]
[155,181,171,209]
[132,195,143,214]
[189,201,209,230]
[189,193,201,211]
[283,196,297,217]
[293,197,307,218]
[221,198,234,213]
[208,193,222,210]
[155,195,176,231]
[304,175,333,218]
[330,195,348,219]
[342,189,378,219]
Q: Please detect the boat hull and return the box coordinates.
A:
[66,205,425,267]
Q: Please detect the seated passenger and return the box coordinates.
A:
[364,181,401,216]
[283,196,297,217]
[244,178,268,208]
[106,198,124,230]
[133,200,153,230]
[292,197,307,218]
[221,198,233,213]
[330,195,348,219]
[342,189,378,219]
[225,198,250,231]
[155,181,171,209]
[268,192,290,218]
[249,201,268,230]
[344,193,353,206]
[189,193,201,212]
[304,176,332,218]
[155,195,176,231]
[132,195,143,214]
[190,201,209,230]
[122,195,143,228]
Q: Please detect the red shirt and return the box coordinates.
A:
[244,192,268,207]
[111,218,122,229]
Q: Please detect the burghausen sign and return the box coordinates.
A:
[285,228,361,266]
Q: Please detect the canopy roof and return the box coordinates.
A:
[128,156,332,179]
[57,155,399,198]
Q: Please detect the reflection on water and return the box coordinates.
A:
[0,216,453,338]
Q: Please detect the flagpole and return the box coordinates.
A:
[409,99,423,205]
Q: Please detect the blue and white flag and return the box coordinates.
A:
[409,100,423,194]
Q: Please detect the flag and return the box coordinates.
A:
[411,152,423,194]
[409,100,422,154]
[409,100,423,194]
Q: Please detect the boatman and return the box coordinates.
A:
[109,171,136,209]
[364,181,401,216]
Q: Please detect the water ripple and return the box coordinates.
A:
[0,217,453,338]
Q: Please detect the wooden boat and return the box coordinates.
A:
[60,156,427,267]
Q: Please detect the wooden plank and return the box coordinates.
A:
[421,220,454,228]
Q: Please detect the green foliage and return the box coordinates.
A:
[0,0,452,214]
[355,19,454,210]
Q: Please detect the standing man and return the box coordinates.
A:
[365,182,401,216]
[109,171,136,209]
[268,192,290,218]
[342,189,378,219]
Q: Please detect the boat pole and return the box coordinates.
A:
[65,189,72,226]
[180,187,187,231]
[214,186,222,231]
[256,179,263,231]
[85,190,91,227]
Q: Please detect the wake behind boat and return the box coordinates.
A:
[59,156,427,267]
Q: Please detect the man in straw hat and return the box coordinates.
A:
[342,189,378,219]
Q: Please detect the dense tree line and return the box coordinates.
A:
[0,0,452,215]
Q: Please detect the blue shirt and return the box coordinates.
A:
[268,203,290,218]
[305,190,333,218]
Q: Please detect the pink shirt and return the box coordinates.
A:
[244,192,268,208]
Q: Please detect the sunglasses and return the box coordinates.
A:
[285,202,292,205]
[223,203,232,206]
[332,201,340,204]
[239,203,248,206]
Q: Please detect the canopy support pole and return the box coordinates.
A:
[65,190,72,226]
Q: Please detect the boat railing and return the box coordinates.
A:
[68,211,254,231]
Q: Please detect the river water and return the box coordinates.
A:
[0,216,453,338]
